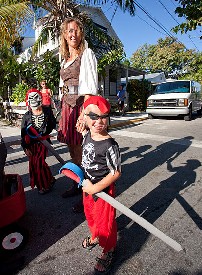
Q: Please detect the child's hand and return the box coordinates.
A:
[25,149,32,157]
[82,179,96,195]
[76,120,86,133]
[76,114,86,133]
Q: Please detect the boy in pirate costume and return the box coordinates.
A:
[21,89,56,194]
[81,96,121,274]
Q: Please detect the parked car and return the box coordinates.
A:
[146,80,202,121]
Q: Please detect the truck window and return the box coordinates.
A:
[154,81,190,94]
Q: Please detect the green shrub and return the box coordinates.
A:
[10,82,29,105]
[127,79,151,111]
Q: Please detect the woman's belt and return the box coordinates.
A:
[63,94,84,108]
[63,85,78,95]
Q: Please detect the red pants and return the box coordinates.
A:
[28,142,53,190]
[83,184,117,253]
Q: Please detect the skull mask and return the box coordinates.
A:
[28,92,42,110]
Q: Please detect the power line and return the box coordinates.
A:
[158,0,179,25]
[136,13,165,37]
[133,0,176,39]
[158,0,199,51]
[187,35,199,51]
[107,1,181,43]
[133,0,200,52]
[169,0,178,8]
[102,0,201,52]
[169,0,201,45]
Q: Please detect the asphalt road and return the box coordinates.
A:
[2,114,202,275]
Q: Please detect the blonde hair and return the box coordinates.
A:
[60,17,85,61]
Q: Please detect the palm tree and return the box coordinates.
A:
[0,0,33,47]
[0,0,136,48]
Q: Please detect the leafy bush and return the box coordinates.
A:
[10,82,29,105]
[127,79,151,111]
[34,51,60,94]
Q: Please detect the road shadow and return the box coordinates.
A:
[5,142,67,169]
[2,135,200,274]
[112,155,201,273]
[116,136,194,196]
[121,144,152,161]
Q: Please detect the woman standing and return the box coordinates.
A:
[57,17,98,210]
[40,80,53,109]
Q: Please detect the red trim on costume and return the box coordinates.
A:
[83,183,117,253]
[29,143,53,190]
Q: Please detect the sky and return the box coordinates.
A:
[100,0,202,58]
[23,0,202,59]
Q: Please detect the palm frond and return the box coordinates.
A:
[0,1,34,46]
[79,0,136,15]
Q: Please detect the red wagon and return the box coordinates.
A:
[0,174,28,254]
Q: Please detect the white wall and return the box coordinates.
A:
[22,37,35,51]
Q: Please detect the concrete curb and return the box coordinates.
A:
[109,116,148,130]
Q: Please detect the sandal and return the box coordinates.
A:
[82,236,99,251]
[94,250,115,274]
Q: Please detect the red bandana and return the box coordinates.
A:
[83,96,110,114]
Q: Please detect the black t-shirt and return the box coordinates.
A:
[81,131,121,184]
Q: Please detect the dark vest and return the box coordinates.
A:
[60,55,84,107]
[60,55,82,87]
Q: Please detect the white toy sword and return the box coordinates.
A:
[59,162,183,252]
[26,126,183,252]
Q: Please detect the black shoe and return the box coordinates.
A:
[38,188,50,195]
[50,177,56,189]
[62,185,82,198]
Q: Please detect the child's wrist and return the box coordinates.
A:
[94,183,104,194]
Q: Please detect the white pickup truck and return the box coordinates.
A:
[146,80,202,121]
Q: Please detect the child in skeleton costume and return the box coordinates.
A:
[81,96,121,274]
[21,89,56,194]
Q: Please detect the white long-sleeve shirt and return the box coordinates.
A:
[59,48,98,99]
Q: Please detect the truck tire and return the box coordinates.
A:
[148,114,154,119]
[184,107,192,121]
[197,107,202,116]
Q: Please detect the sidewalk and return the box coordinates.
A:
[109,111,148,128]
[0,112,148,145]
[0,119,22,145]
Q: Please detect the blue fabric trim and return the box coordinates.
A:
[59,162,84,187]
